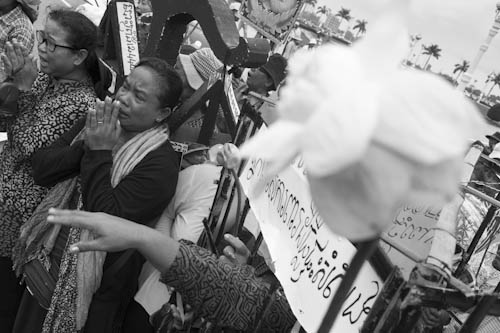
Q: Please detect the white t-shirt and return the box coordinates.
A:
[135,163,222,315]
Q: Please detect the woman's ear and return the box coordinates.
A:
[73,49,89,67]
[155,107,172,123]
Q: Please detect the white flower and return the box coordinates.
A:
[240,7,487,240]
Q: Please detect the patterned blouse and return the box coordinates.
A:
[161,241,296,332]
[0,73,96,257]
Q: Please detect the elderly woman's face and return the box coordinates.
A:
[38,19,79,77]
[115,66,167,133]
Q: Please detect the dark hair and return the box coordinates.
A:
[135,57,183,108]
[48,9,100,84]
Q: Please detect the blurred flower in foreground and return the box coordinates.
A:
[239,6,488,241]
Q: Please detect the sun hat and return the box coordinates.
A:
[486,131,500,144]
[260,53,287,90]
[178,48,224,90]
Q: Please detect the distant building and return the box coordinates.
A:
[299,11,321,27]
[323,13,341,33]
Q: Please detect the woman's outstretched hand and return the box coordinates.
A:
[47,208,144,253]
[47,208,180,273]
[85,96,122,150]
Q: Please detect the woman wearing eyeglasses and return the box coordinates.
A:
[0,9,98,332]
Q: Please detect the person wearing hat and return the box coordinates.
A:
[485,131,500,155]
[0,0,36,83]
[486,103,500,123]
[229,1,240,22]
[171,47,232,144]
[235,53,287,118]
[175,47,223,105]
[248,53,287,95]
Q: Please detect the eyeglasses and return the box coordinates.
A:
[36,31,78,52]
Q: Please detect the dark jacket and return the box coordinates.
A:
[31,117,180,332]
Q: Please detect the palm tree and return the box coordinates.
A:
[486,73,500,98]
[316,5,329,16]
[353,19,367,37]
[422,44,442,70]
[316,5,329,24]
[302,0,317,12]
[453,60,470,81]
[335,7,352,27]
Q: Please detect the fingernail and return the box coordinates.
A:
[48,208,55,213]
[69,245,79,253]
[224,234,232,240]
[47,215,54,222]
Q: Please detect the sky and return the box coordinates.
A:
[318,0,500,94]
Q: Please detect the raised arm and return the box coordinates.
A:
[47,209,296,331]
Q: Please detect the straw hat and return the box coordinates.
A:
[178,48,223,90]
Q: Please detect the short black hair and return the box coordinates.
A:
[135,57,183,108]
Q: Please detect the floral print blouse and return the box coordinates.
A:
[0,73,95,257]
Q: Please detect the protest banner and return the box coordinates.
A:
[116,1,140,76]
[240,0,304,43]
[381,205,440,277]
[224,75,241,121]
[239,135,382,332]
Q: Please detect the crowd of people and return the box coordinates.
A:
[3,1,499,332]
[0,1,294,332]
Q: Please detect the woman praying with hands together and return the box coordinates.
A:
[13,58,182,333]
